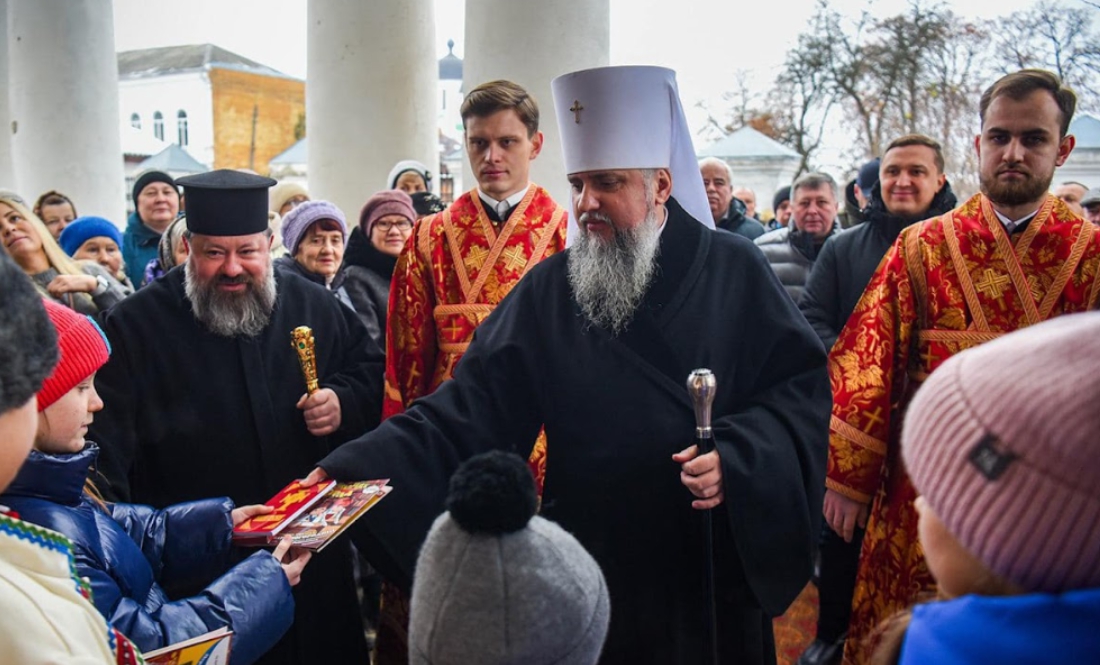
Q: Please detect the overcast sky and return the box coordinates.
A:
[114,0,1044,172]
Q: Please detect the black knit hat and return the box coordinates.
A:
[772,186,791,211]
[131,170,179,206]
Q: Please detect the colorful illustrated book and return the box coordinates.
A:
[143,627,232,665]
[232,478,337,542]
[278,479,392,551]
[236,479,392,551]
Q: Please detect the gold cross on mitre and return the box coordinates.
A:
[974,268,1011,299]
[570,99,584,123]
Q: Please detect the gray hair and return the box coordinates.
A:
[697,157,732,181]
[792,172,839,200]
[159,217,189,270]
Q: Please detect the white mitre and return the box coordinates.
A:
[551,65,714,244]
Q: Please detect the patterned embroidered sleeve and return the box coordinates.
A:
[825,230,919,504]
[382,220,438,420]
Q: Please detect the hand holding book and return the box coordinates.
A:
[272,536,312,586]
[233,476,392,552]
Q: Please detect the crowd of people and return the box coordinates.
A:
[1,64,1098,665]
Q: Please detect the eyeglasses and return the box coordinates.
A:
[374,219,413,232]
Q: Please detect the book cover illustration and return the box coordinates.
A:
[143,627,232,665]
[232,478,337,541]
[277,479,393,552]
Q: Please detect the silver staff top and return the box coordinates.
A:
[687,368,717,436]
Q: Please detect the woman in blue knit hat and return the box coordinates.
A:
[59,216,136,292]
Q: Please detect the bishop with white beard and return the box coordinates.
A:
[314,66,830,665]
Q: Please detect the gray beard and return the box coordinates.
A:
[184,258,277,338]
[567,205,662,335]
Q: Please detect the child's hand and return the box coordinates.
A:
[272,537,312,586]
[231,504,273,526]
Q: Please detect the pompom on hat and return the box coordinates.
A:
[35,300,110,412]
[409,451,610,665]
[902,312,1100,593]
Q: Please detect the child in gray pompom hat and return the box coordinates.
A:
[409,451,610,665]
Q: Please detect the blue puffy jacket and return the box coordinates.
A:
[899,587,1100,664]
[2,444,294,665]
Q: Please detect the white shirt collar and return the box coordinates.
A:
[992,208,1039,234]
[478,185,530,220]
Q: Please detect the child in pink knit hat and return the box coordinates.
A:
[874,312,1100,664]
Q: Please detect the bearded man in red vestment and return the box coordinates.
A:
[825,69,1100,664]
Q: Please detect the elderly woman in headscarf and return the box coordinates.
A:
[0,194,127,315]
[141,216,189,285]
[275,200,381,342]
[387,160,432,195]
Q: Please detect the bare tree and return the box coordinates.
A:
[993,1,1100,110]
[696,70,765,145]
[768,25,837,176]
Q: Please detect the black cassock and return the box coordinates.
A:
[90,268,384,665]
[324,200,830,664]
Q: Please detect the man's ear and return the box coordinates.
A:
[653,168,673,205]
[530,131,544,160]
[1056,134,1076,167]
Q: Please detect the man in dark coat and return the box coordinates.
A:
[90,170,384,665]
[794,135,955,665]
[307,65,829,664]
[700,157,765,240]
[755,173,841,302]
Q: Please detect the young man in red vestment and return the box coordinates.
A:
[375,79,567,664]
[825,69,1100,664]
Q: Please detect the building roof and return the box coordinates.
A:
[121,125,171,158]
[439,39,462,81]
[1070,113,1100,150]
[117,44,297,81]
[270,138,308,166]
[699,126,800,160]
[137,144,207,174]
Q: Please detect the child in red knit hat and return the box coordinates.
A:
[3,298,311,665]
[0,251,143,664]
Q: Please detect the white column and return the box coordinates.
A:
[8,0,125,224]
[0,0,13,189]
[307,0,437,218]
[463,0,610,207]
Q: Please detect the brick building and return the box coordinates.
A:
[117,43,304,200]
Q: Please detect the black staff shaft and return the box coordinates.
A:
[688,369,719,665]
